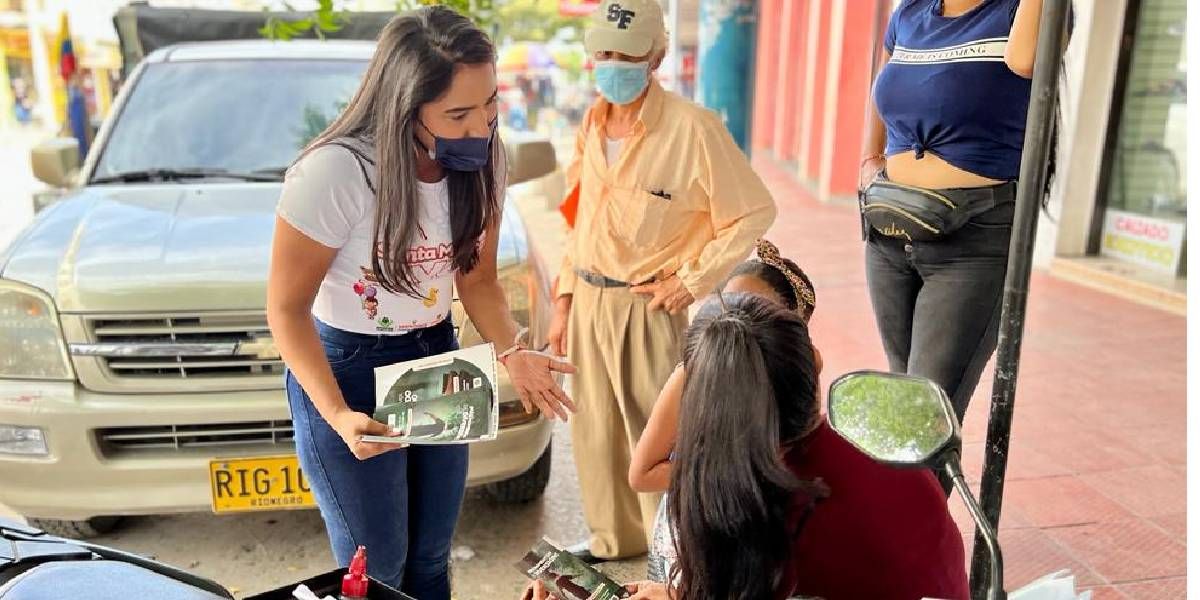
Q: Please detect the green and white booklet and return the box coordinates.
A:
[361,343,500,445]
[515,537,630,600]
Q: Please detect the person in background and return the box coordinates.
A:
[12,78,33,124]
[860,0,1052,433]
[548,0,776,563]
[65,71,92,160]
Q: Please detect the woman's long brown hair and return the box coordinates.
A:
[668,293,828,600]
[299,6,501,298]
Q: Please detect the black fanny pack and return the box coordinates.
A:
[859,179,1016,242]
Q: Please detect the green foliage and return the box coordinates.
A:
[492,0,587,43]
[830,374,954,463]
[552,46,586,82]
[260,0,496,41]
[396,0,495,29]
[257,0,590,44]
[260,0,346,41]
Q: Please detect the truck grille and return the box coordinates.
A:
[96,420,295,457]
[67,312,285,393]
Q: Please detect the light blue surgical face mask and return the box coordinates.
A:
[594,60,650,105]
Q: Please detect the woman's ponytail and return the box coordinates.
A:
[667,293,824,600]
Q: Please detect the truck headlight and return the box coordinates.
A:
[0,280,73,380]
[0,425,49,456]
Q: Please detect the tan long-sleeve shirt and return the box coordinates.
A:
[557,80,777,300]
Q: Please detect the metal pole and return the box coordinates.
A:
[969,1,1072,598]
[950,460,1003,600]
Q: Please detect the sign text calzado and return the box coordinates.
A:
[1101,210,1185,275]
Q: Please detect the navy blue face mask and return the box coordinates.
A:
[417,118,497,172]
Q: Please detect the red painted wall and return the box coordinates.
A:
[773,0,802,160]
[826,0,878,197]
[788,0,811,161]
[802,0,831,180]
[751,0,783,153]
[747,0,890,200]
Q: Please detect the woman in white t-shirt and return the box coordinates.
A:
[266,8,574,599]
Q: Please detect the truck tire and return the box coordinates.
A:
[483,443,551,503]
[26,516,123,539]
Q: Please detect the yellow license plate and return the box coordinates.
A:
[209,455,316,514]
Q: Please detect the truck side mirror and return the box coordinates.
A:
[504,133,557,186]
[31,138,81,189]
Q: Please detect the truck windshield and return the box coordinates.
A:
[92,59,367,183]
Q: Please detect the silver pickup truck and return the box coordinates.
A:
[0,39,560,537]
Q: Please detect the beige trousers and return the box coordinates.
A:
[567,282,687,559]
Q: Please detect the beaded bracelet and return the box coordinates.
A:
[498,326,530,365]
[498,343,526,365]
[860,153,886,167]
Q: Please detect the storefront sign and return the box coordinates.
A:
[1100,210,1186,275]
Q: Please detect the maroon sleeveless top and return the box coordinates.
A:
[778,421,969,600]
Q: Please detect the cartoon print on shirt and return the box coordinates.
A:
[363,295,379,319]
[352,277,383,321]
[349,237,453,330]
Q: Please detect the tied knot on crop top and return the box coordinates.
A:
[873,0,1031,181]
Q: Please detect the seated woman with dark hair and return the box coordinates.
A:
[526,293,968,600]
[630,239,820,498]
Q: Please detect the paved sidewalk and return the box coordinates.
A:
[754,158,1186,599]
[511,156,1186,598]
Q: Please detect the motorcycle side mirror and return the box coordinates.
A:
[826,370,960,467]
[827,370,1004,600]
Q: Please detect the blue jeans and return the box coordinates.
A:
[285,318,468,599]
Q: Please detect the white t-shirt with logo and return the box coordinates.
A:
[276,139,500,335]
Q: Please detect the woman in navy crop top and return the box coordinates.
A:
[860,0,1052,478]
[864,0,1045,188]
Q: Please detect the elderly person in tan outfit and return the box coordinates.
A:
[546,0,777,563]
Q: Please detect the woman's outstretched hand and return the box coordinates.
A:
[503,350,577,421]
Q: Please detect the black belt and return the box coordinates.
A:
[574,269,653,288]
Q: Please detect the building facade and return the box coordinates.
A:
[749,0,1186,311]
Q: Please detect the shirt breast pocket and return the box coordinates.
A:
[608,187,687,249]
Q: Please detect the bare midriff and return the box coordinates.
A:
[885,151,1006,190]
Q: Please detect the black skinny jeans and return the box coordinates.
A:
[864,192,1016,424]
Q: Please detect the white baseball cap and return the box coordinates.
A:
[584,0,666,58]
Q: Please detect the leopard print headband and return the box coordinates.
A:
[755,239,816,318]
